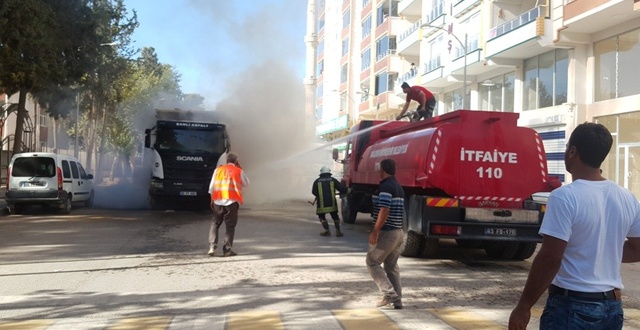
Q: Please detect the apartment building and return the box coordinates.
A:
[310,0,640,198]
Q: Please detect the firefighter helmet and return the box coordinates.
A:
[320,166,331,174]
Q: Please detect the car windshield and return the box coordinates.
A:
[12,157,56,177]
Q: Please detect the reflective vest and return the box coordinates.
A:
[212,164,244,204]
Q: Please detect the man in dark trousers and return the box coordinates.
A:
[312,166,348,237]
[367,159,405,309]
[509,123,640,330]
[396,82,436,121]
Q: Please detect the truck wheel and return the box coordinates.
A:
[420,238,439,258]
[401,231,424,257]
[455,239,483,249]
[512,242,537,260]
[341,195,358,224]
[484,241,519,259]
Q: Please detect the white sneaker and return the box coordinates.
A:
[208,246,215,257]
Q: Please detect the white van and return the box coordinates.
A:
[5,153,94,214]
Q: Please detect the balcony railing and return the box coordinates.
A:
[427,2,444,23]
[398,69,418,84]
[376,49,397,62]
[398,19,423,43]
[488,6,543,40]
[424,56,442,73]
[453,34,480,58]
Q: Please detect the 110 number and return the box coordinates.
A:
[476,167,503,179]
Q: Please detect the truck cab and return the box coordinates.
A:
[144,110,230,209]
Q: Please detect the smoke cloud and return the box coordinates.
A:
[94,0,329,209]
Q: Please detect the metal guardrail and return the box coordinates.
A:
[398,19,422,43]
[488,6,543,40]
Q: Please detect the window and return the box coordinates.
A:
[315,105,323,120]
[78,163,88,179]
[375,35,396,61]
[12,157,55,177]
[341,38,349,57]
[595,28,640,101]
[70,161,80,179]
[317,84,323,97]
[340,64,348,83]
[317,60,324,77]
[523,49,568,110]
[376,1,398,26]
[374,71,395,95]
[362,0,370,7]
[362,16,372,39]
[62,160,71,178]
[361,48,371,71]
[317,40,324,56]
[342,8,350,29]
[480,72,516,112]
[318,17,325,31]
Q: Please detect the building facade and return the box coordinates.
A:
[310,0,640,198]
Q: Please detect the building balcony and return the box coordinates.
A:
[562,0,640,35]
[485,6,552,60]
[452,0,482,18]
[398,0,422,17]
[374,51,403,74]
[424,1,444,25]
[397,19,422,57]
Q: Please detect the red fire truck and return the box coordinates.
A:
[336,110,558,260]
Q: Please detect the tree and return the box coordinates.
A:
[0,0,100,154]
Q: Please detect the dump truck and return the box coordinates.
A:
[336,110,558,260]
[144,109,230,209]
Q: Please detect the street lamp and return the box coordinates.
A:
[75,92,79,158]
[421,23,468,110]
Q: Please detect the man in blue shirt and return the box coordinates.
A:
[366,158,405,309]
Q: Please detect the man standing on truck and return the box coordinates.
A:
[366,158,405,309]
[312,166,348,237]
[208,152,250,257]
[508,123,640,330]
[396,82,436,121]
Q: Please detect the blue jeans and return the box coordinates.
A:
[539,294,623,330]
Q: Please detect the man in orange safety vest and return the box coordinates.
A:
[207,152,250,257]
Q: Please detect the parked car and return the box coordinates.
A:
[5,153,94,214]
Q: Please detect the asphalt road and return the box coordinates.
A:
[1,200,640,329]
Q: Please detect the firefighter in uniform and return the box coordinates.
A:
[312,166,348,237]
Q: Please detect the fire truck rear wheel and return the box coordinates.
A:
[401,231,424,257]
[341,195,358,224]
[484,241,519,260]
[511,242,537,260]
[420,238,439,258]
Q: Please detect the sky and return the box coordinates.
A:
[124,0,309,108]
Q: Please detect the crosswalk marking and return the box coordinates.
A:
[429,308,505,330]
[0,319,54,330]
[227,311,284,330]
[2,307,640,329]
[333,309,399,330]
[107,316,172,330]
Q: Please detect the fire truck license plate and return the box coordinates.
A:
[179,191,197,196]
[485,228,517,237]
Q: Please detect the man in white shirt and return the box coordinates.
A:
[509,122,640,330]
